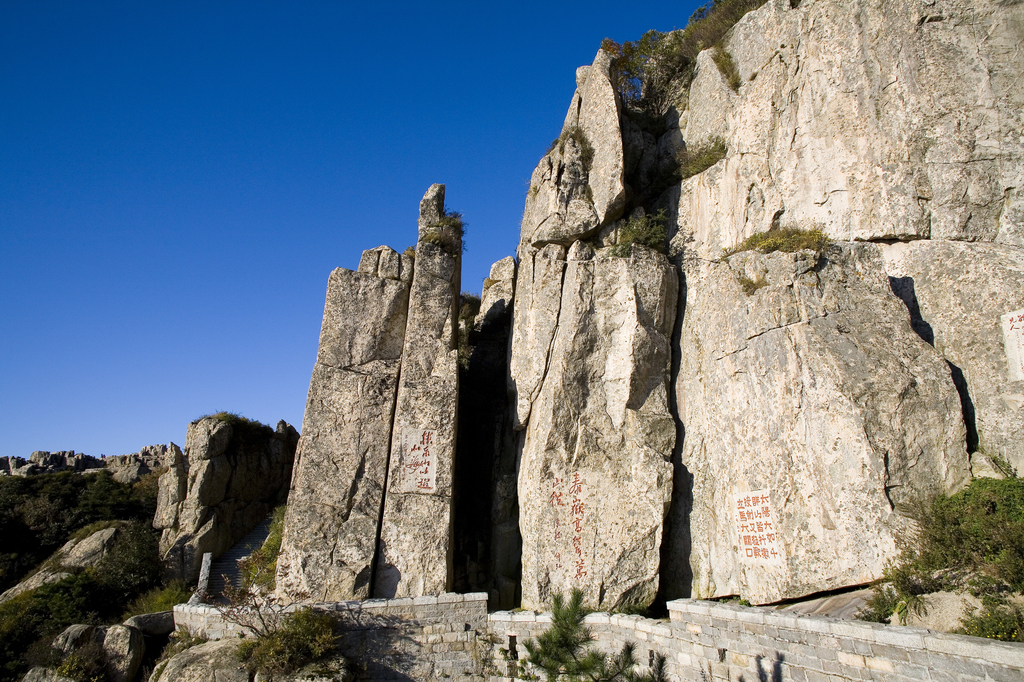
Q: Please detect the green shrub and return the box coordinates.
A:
[605,0,767,113]
[859,478,1024,637]
[54,640,105,682]
[522,589,666,682]
[958,603,1024,642]
[122,580,192,620]
[723,228,830,257]
[679,137,728,179]
[238,506,287,594]
[237,608,336,678]
[610,210,668,257]
[737,275,767,295]
[421,210,465,256]
[712,48,741,91]
[547,125,595,172]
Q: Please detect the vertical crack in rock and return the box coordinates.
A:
[275,249,412,602]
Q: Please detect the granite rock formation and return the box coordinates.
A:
[275,247,411,602]
[667,245,970,604]
[155,416,297,582]
[0,525,121,604]
[511,240,678,610]
[670,0,1024,259]
[277,184,460,602]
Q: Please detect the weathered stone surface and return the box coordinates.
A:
[150,639,249,682]
[0,526,120,604]
[682,49,732,150]
[669,0,1024,259]
[881,240,1024,474]
[53,624,105,657]
[668,244,970,604]
[521,49,626,248]
[376,186,461,598]
[123,610,175,637]
[102,624,144,682]
[156,417,298,582]
[476,256,516,331]
[62,526,118,568]
[509,244,567,429]
[275,261,410,602]
[515,246,678,610]
[154,443,186,530]
[22,669,75,682]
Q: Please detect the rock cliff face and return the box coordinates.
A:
[269,0,1022,611]
[277,184,460,601]
[155,416,297,582]
[671,0,1023,259]
[667,245,969,603]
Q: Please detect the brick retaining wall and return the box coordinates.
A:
[487,598,1024,682]
[174,595,1024,681]
[174,592,491,680]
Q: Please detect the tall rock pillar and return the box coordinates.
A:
[374,184,462,598]
[275,248,412,601]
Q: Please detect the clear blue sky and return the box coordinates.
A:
[1,0,701,458]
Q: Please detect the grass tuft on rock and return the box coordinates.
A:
[610,210,668,257]
[723,227,831,257]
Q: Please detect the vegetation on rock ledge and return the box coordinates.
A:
[860,477,1024,642]
[723,227,831,257]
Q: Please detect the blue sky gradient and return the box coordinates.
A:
[1,0,701,457]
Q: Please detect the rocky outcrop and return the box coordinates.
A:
[670,0,1024,259]
[155,416,298,582]
[277,184,461,602]
[667,245,970,604]
[511,244,678,610]
[376,184,462,598]
[0,451,103,477]
[45,623,145,682]
[150,640,249,682]
[105,445,166,485]
[521,50,626,249]
[0,525,120,604]
[275,248,411,602]
[880,240,1024,474]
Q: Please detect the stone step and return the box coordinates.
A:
[207,515,274,598]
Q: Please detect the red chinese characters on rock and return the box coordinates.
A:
[569,473,586,580]
[549,473,587,579]
[1002,308,1024,382]
[400,427,436,493]
[734,489,784,565]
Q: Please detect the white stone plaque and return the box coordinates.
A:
[398,427,436,493]
[1002,308,1024,382]
[734,489,784,565]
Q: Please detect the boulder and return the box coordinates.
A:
[0,526,120,604]
[52,624,105,657]
[513,244,678,610]
[150,639,249,682]
[123,610,175,637]
[102,624,144,682]
[156,416,298,582]
[667,244,970,604]
[880,240,1024,474]
[669,0,1024,259]
[476,256,516,331]
[376,185,462,598]
[275,253,411,602]
[21,669,75,682]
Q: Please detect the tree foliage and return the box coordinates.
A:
[522,589,666,682]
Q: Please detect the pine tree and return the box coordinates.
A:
[522,588,667,682]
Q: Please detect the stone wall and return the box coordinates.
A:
[173,593,490,680]
[487,599,1024,682]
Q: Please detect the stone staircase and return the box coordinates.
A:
[206,515,274,598]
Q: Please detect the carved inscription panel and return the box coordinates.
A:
[549,472,588,581]
[1002,309,1024,381]
[398,427,436,493]
[734,489,784,565]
